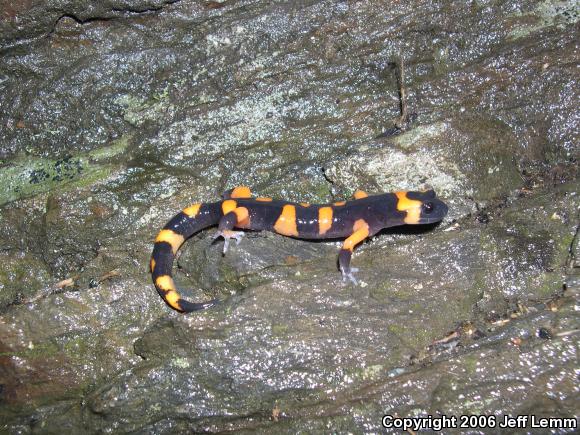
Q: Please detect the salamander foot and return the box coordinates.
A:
[212,230,244,254]
[341,267,359,285]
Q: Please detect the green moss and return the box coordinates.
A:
[508,0,579,40]
[61,336,91,359]
[271,323,290,337]
[387,324,405,335]
[87,135,130,161]
[342,362,389,384]
[115,92,174,127]
[369,282,396,301]
[0,339,59,359]
[171,357,191,369]
[0,254,51,308]
[406,324,434,348]
[530,273,565,298]
[360,364,385,381]
[557,233,575,260]
[462,354,479,375]
[0,137,129,206]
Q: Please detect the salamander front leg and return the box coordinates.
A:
[212,208,249,254]
[338,220,370,285]
[339,250,360,284]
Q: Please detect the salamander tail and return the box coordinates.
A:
[150,202,220,313]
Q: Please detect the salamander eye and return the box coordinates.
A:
[422,202,434,214]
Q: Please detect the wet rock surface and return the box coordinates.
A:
[1,0,578,432]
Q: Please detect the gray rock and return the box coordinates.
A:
[1,0,578,432]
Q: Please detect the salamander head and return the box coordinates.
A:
[394,190,448,225]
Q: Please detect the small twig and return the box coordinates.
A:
[395,56,408,129]
[99,269,121,282]
[55,277,75,289]
[272,403,281,422]
[431,331,459,345]
[374,57,411,138]
[25,275,79,304]
[555,329,579,337]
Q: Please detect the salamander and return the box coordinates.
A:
[151,186,448,313]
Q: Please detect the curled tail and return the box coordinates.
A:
[150,202,221,313]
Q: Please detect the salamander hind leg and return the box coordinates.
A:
[213,203,250,254]
[338,219,370,285]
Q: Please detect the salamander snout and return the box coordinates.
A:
[395,190,448,225]
[418,195,448,224]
